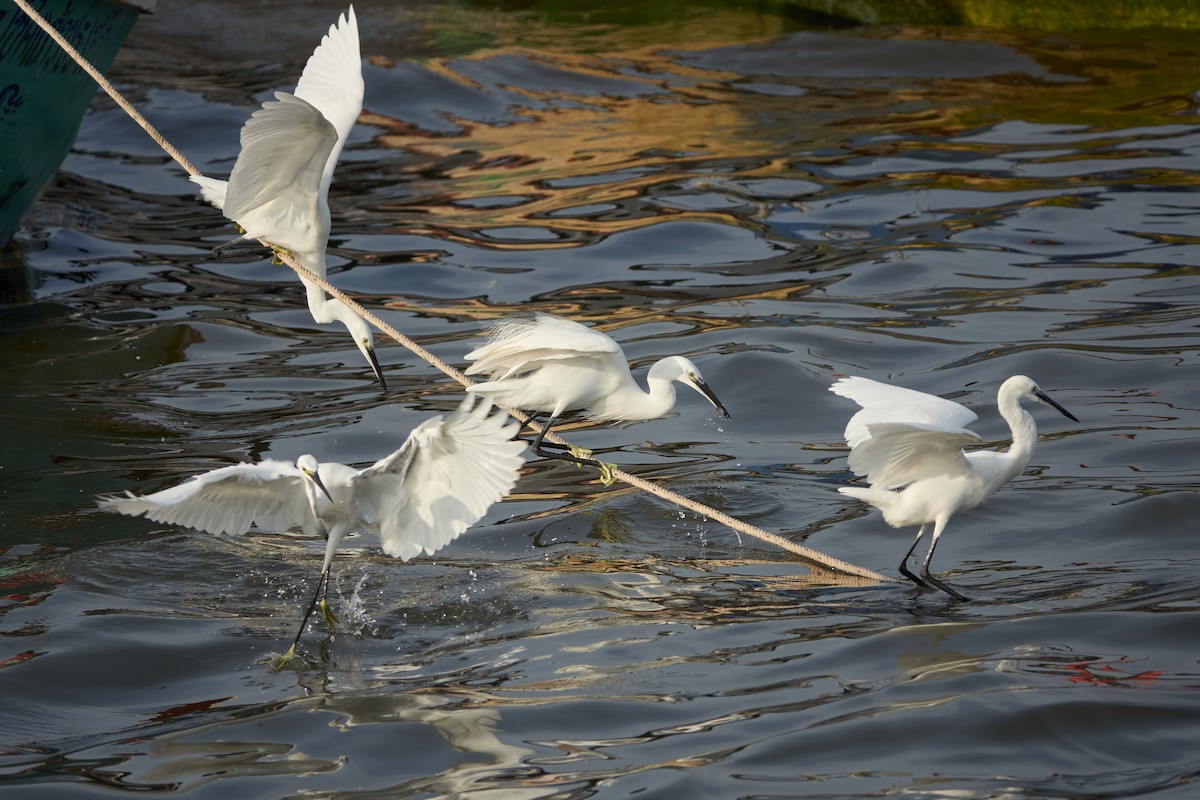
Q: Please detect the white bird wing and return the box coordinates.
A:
[97,460,315,536]
[847,422,982,489]
[190,175,228,210]
[464,314,624,379]
[829,376,978,449]
[293,5,362,183]
[221,92,338,227]
[356,396,526,561]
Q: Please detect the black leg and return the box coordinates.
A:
[531,414,595,467]
[897,526,930,588]
[514,413,569,450]
[320,568,338,630]
[291,568,329,652]
[918,527,968,601]
[212,238,268,259]
[922,572,968,602]
[512,413,534,439]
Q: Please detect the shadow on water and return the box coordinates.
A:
[2,1,1200,797]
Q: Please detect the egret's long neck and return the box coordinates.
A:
[301,277,359,333]
[594,371,676,421]
[315,193,333,269]
[292,239,328,278]
[633,373,678,419]
[301,475,333,543]
[300,278,334,323]
[309,466,352,574]
[321,521,353,574]
[997,389,1038,477]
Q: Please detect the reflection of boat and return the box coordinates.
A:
[0,0,154,248]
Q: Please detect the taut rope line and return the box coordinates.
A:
[15,0,889,584]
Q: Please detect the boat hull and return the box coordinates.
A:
[0,0,147,247]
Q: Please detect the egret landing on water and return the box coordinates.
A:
[98,396,526,664]
[463,313,730,480]
[829,374,1078,601]
[191,7,388,391]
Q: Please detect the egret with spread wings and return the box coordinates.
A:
[191,7,387,391]
[99,396,526,659]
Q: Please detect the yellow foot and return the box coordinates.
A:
[568,444,594,461]
[270,644,300,670]
[270,246,293,266]
[320,598,337,632]
[597,461,618,486]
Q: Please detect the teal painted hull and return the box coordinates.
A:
[0,0,146,247]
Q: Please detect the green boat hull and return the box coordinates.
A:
[0,0,147,247]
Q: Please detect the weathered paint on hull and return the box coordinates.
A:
[0,0,145,247]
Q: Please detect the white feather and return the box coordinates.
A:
[358,394,526,561]
[464,313,729,423]
[829,374,1077,599]
[829,375,978,450]
[99,396,527,570]
[186,7,384,389]
[97,460,320,537]
[294,4,362,196]
[220,92,337,254]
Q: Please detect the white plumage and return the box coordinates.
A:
[464,313,730,465]
[830,374,1077,600]
[99,395,526,650]
[191,8,386,391]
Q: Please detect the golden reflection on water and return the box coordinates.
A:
[416,7,794,59]
[358,9,1200,257]
[368,65,785,238]
[361,9,833,238]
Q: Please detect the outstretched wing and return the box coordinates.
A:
[293,5,362,189]
[222,92,338,229]
[97,460,315,536]
[356,395,526,561]
[847,422,981,489]
[829,375,978,450]
[464,314,624,380]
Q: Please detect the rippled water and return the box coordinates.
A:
[4,2,1200,797]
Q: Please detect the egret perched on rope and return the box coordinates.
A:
[829,374,1078,600]
[464,313,730,475]
[98,395,526,661]
[191,7,387,391]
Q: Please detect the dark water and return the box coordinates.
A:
[3,1,1200,796]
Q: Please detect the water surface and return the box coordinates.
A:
[3,2,1199,797]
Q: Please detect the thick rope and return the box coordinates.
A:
[17,0,890,584]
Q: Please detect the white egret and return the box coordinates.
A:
[829,374,1078,600]
[98,395,526,657]
[191,8,386,391]
[464,313,730,467]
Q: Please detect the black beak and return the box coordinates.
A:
[694,379,732,420]
[310,472,334,503]
[365,344,388,395]
[1035,389,1078,423]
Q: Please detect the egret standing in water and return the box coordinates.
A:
[829,374,1078,600]
[191,7,387,391]
[98,396,526,660]
[464,313,731,468]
